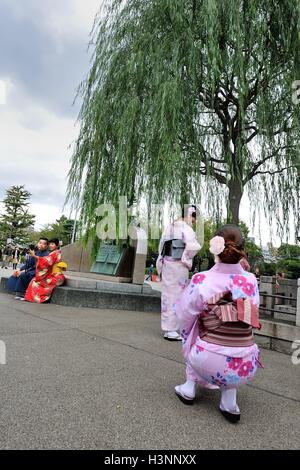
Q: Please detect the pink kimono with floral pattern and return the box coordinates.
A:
[157,220,200,332]
[175,262,262,388]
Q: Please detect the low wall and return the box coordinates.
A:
[259,276,297,307]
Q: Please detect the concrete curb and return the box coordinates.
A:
[0,276,161,313]
[65,276,161,297]
[51,286,161,312]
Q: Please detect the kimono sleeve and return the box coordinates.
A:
[156,234,165,276]
[250,274,260,307]
[37,251,61,269]
[175,283,204,335]
[181,225,201,269]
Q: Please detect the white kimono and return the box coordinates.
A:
[156,220,200,332]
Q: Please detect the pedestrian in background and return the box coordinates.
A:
[146,264,154,281]
[12,247,20,270]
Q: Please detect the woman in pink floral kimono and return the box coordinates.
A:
[175,224,262,423]
[156,206,201,341]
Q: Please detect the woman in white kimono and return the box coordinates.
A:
[156,205,201,340]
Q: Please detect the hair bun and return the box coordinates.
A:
[219,240,246,263]
[214,224,246,264]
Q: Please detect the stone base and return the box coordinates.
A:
[254,319,300,355]
[66,271,132,283]
[51,286,161,313]
[65,276,160,297]
[0,276,8,292]
[254,334,295,355]
[273,304,296,323]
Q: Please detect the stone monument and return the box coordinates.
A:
[90,242,134,282]
[61,228,148,285]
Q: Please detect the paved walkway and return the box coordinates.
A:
[145,279,162,292]
[0,292,299,449]
[0,267,13,275]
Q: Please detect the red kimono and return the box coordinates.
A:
[25,250,65,303]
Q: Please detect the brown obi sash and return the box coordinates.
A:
[199,291,261,348]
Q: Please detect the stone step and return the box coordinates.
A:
[64,276,161,297]
[0,274,161,312]
[0,274,161,297]
[51,286,161,313]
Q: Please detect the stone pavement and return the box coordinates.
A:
[0,292,299,450]
[145,279,162,292]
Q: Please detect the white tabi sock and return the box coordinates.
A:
[177,380,197,399]
[220,388,240,414]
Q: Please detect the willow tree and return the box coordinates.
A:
[67,0,300,241]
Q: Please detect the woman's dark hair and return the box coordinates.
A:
[49,238,60,247]
[215,224,246,264]
[182,204,197,220]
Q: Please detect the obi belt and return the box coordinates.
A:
[199,291,261,348]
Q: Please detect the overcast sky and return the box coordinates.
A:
[0,0,294,247]
[0,0,101,227]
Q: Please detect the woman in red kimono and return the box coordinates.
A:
[25,238,66,303]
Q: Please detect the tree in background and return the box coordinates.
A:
[238,221,264,269]
[33,215,75,246]
[257,243,300,278]
[277,259,300,279]
[262,262,277,276]
[277,243,300,259]
[193,219,263,271]
[196,219,216,270]
[67,0,300,243]
[0,185,35,246]
[276,243,300,279]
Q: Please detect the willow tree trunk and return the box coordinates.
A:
[227,180,243,224]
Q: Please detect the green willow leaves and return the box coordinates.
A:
[67,0,300,241]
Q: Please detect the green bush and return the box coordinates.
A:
[262,262,277,276]
[277,259,300,279]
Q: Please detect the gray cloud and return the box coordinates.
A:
[0,1,100,226]
[0,0,94,119]
[0,165,67,207]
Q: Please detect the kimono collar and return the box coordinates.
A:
[210,262,245,275]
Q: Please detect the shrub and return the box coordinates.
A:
[262,262,277,276]
[277,259,300,279]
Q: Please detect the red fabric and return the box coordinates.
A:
[25,250,65,304]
